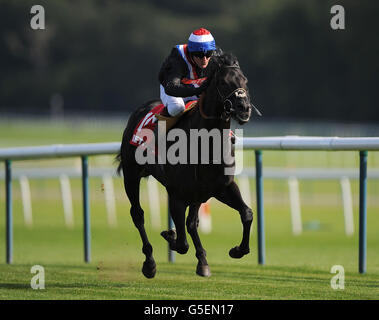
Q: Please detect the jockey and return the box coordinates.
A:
[158,28,222,117]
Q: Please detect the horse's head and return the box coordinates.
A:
[208,53,260,125]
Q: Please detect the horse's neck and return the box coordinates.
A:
[197,91,230,130]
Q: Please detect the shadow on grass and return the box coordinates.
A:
[0,283,30,290]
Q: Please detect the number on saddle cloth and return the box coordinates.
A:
[130,100,198,147]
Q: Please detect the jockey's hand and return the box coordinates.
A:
[196,76,213,94]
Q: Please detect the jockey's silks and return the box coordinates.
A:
[175,44,207,88]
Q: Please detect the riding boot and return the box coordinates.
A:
[156,107,182,132]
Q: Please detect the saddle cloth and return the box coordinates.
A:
[130,100,198,147]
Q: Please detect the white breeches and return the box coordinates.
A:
[160,85,198,116]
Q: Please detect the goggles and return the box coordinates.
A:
[192,51,214,59]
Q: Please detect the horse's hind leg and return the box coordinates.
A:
[215,181,253,259]
[161,195,189,254]
[186,203,211,277]
[123,164,156,278]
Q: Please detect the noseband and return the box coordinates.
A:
[216,86,248,121]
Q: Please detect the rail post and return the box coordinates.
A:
[5,160,13,264]
[255,150,265,265]
[359,151,368,274]
[81,156,91,263]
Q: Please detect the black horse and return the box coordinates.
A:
[116,53,257,278]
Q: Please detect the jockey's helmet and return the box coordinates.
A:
[187,28,216,53]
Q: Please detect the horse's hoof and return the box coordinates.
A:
[196,264,211,277]
[142,260,156,279]
[176,243,189,255]
[160,229,176,242]
[229,246,250,259]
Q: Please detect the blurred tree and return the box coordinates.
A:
[0,0,378,121]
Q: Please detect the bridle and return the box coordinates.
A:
[199,65,249,121]
[216,86,248,121]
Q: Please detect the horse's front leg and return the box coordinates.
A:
[161,194,189,254]
[215,181,253,258]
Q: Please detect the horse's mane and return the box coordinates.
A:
[211,52,240,70]
[209,52,248,88]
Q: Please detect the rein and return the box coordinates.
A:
[198,93,216,120]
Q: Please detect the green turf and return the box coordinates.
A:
[1,177,379,299]
[0,120,379,299]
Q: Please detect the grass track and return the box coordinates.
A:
[1,197,379,299]
[1,120,379,299]
[1,262,378,300]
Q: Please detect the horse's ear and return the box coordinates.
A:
[228,53,240,68]
[218,52,240,68]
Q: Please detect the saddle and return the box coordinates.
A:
[155,100,198,131]
[130,100,198,147]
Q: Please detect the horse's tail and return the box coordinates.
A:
[115,150,123,176]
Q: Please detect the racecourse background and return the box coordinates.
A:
[2,0,379,300]
[1,1,379,122]
[0,118,379,299]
